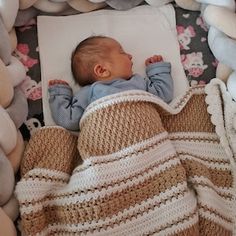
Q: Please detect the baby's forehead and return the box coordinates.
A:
[102,38,122,49]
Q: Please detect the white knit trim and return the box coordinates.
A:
[205,78,235,158]
[205,79,236,235]
[33,187,197,236]
[216,80,236,155]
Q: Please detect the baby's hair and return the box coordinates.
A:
[71,35,111,86]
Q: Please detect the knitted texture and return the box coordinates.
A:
[20,127,80,176]
[15,80,236,236]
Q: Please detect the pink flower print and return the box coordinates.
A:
[196,17,208,32]
[28,86,42,100]
[17,44,29,54]
[177,25,196,50]
[181,52,208,78]
[14,44,38,71]
[212,59,219,67]
[188,67,205,77]
[20,76,42,100]
[24,58,38,68]
[198,80,206,85]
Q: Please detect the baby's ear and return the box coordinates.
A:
[93,63,110,78]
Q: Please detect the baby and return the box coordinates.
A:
[48,36,173,131]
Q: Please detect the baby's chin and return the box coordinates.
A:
[123,75,132,80]
[125,71,133,80]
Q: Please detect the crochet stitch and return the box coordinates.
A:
[15,79,236,236]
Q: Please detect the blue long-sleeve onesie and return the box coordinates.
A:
[48,62,173,131]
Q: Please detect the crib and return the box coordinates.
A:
[0,0,236,235]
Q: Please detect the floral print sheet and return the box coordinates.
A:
[15,4,217,141]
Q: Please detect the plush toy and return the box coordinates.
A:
[67,0,107,12]
[145,0,173,7]
[175,0,201,10]
[175,0,236,100]
[200,0,236,100]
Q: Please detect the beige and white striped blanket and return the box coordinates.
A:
[15,79,236,236]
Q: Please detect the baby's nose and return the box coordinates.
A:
[127,54,132,60]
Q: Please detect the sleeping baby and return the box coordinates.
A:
[48,36,173,131]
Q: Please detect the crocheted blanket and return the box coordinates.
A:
[15,79,236,236]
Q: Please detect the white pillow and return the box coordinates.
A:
[37,4,189,126]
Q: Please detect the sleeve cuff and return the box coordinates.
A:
[48,84,73,96]
[146,62,171,77]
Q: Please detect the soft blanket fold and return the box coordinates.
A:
[16,79,236,236]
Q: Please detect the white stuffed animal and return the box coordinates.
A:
[198,0,236,101]
[175,0,236,100]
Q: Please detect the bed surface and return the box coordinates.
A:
[15,3,216,140]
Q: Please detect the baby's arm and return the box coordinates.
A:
[145,55,174,103]
[48,80,85,131]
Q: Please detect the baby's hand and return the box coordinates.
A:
[48,79,69,87]
[145,55,163,66]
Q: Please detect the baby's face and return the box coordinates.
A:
[106,39,133,80]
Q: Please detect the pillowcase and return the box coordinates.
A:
[37,4,189,126]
